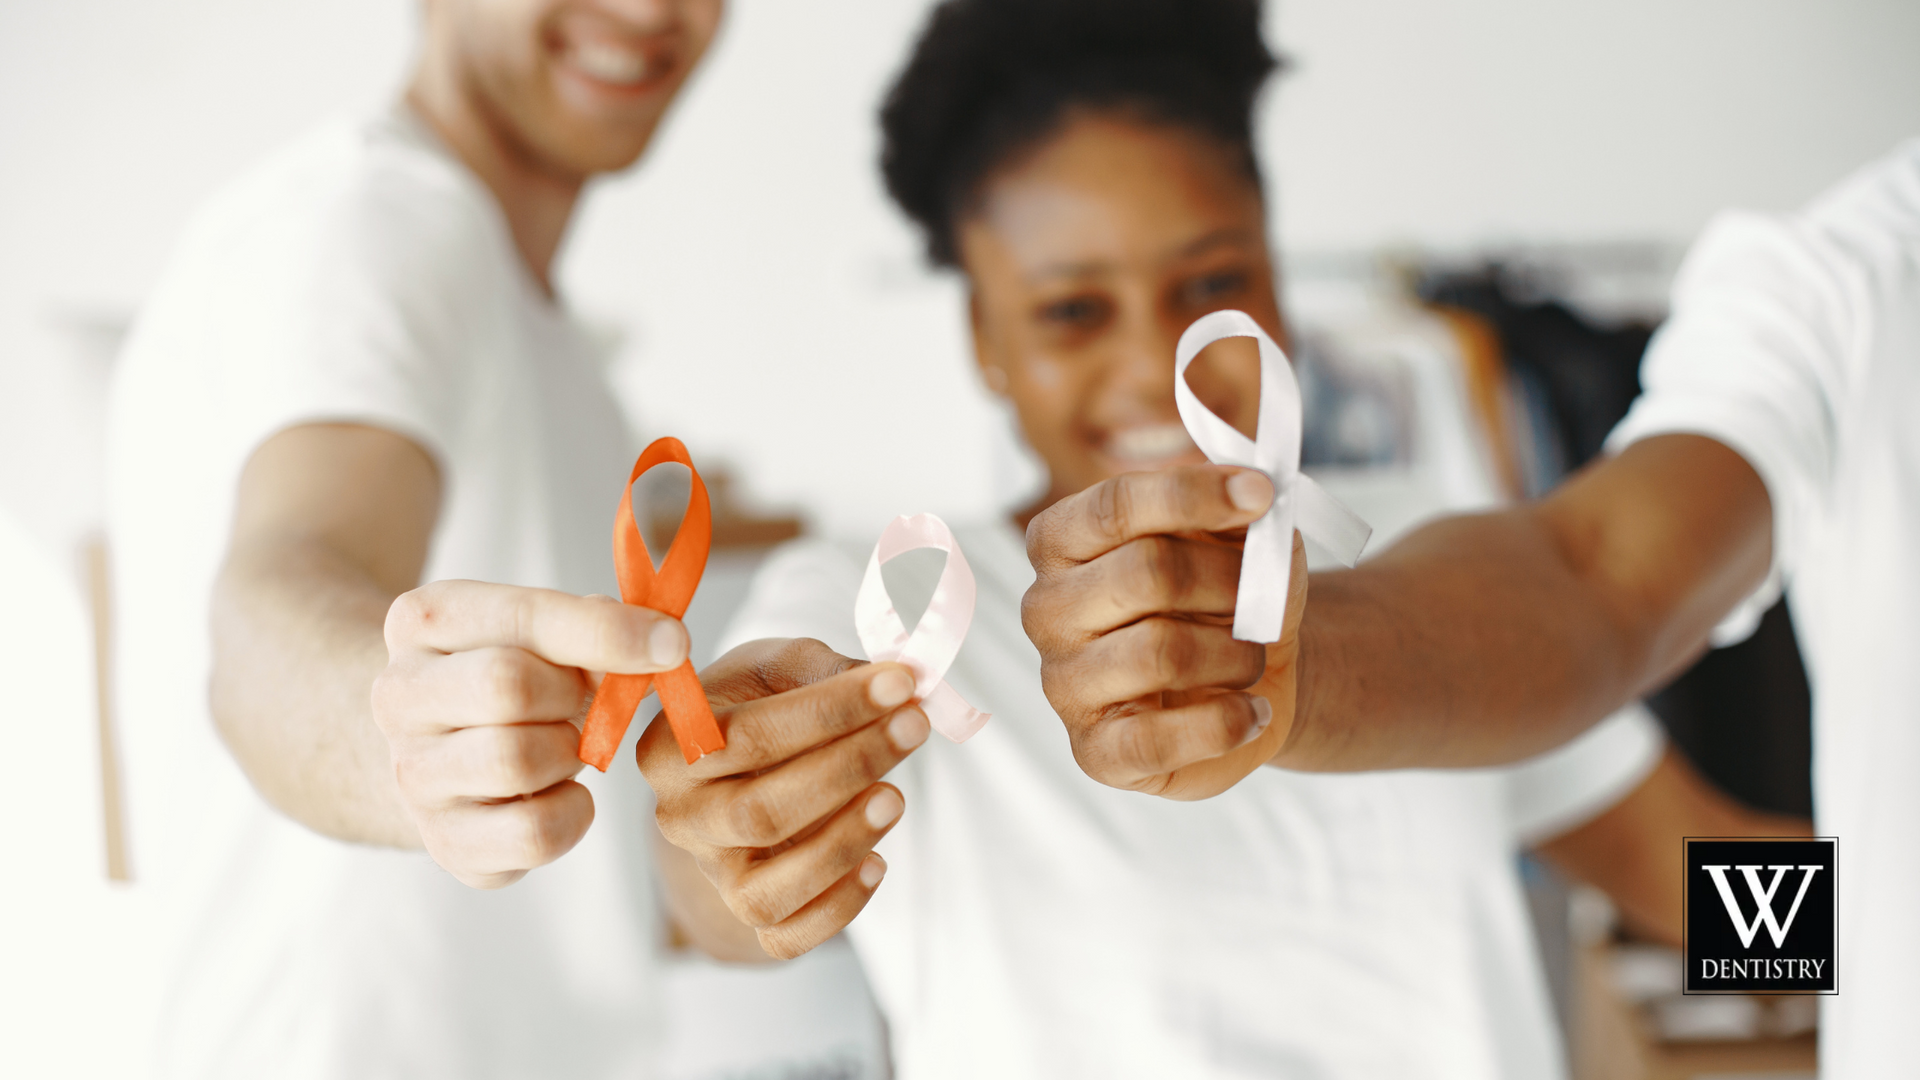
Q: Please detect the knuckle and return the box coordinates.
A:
[651,803,703,851]
[1065,711,1134,786]
[844,731,897,788]
[1039,649,1099,724]
[727,879,784,928]
[1091,479,1131,542]
[1019,585,1055,645]
[384,587,432,647]
[756,926,807,962]
[1138,621,1192,686]
[1024,504,1060,562]
[725,790,786,848]
[1125,537,1184,609]
[1112,713,1173,774]
[481,649,539,718]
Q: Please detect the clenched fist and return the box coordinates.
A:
[1021,464,1307,800]
[372,582,689,889]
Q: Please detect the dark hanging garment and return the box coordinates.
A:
[1421,264,1813,817]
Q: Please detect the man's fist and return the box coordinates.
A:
[372,581,689,888]
[642,638,929,960]
[1022,464,1306,800]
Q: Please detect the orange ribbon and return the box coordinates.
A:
[578,437,725,769]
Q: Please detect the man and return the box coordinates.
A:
[1021,141,1920,1073]
[109,1,921,1074]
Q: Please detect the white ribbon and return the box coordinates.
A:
[854,513,991,742]
[1173,309,1372,643]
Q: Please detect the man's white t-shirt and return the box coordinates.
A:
[722,519,1662,1080]
[107,111,660,1079]
[1608,137,1920,1076]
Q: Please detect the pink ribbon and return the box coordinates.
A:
[854,514,991,742]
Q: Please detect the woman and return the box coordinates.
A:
[717,1,1798,1075]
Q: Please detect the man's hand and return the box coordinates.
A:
[642,639,930,960]
[1022,464,1306,800]
[372,582,691,889]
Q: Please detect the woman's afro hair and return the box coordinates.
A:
[879,0,1280,268]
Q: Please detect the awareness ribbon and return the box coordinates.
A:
[854,514,991,743]
[1173,309,1373,643]
[578,437,726,769]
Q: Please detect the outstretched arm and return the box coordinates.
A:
[211,422,690,887]
[211,423,442,847]
[1023,433,1772,793]
[1286,433,1771,771]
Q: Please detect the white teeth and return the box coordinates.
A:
[1105,423,1198,464]
[570,41,650,85]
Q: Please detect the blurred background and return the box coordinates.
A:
[2,1,1915,1077]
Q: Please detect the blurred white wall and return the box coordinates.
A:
[3,0,1916,542]
[1265,0,1920,251]
[0,3,1914,1069]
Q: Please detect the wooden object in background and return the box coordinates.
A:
[82,534,130,882]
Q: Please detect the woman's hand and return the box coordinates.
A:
[640,638,930,959]
[1021,464,1305,800]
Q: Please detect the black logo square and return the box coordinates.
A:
[1684,837,1836,994]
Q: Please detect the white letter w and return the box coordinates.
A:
[1702,864,1824,948]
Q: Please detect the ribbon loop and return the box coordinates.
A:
[1173,309,1372,643]
[578,437,725,769]
[854,514,991,743]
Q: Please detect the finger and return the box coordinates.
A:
[376,646,590,731]
[698,636,868,706]
[666,661,920,781]
[1037,534,1245,638]
[421,780,595,887]
[755,853,889,961]
[1075,693,1273,792]
[1059,618,1266,704]
[1027,465,1273,570]
[682,705,928,849]
[725,784,904,928]
[403,721,587,802]
[386,580,689,674]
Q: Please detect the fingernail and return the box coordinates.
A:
[858,853,887,889]
[1239,695,1274,747]
[865,788,904,830]
[648,619,690,667]
[869,667,915,709]
[1227,470,1274,514]
[887,707,930,752]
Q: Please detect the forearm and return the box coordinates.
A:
[1278,509,1644,771]
[1276,435,1772,773]
[210,537,419,848]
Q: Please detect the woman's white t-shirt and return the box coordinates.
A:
[1608,137,1920,1077]
[722,520,1662,1080]
[107,112,659,1078]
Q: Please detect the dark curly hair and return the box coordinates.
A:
[879,0,1281,268]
